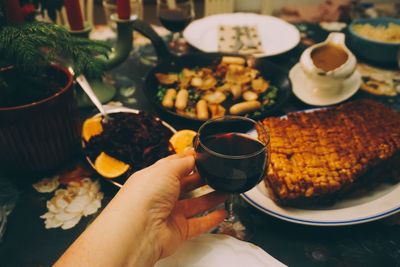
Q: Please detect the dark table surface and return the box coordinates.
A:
[1,23,400,267]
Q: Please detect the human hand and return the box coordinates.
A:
[126,150,227,261]
[55,150,227,267]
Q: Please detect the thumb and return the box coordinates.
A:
[168,155,195,179]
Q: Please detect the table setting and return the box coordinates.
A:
[0,0,400,266]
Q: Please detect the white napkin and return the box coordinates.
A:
[155,234,287,267]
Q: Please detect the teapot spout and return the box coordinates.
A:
[326,32,346,46]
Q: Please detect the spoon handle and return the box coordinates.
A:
[76,75,109,119]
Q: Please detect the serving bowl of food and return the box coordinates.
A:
[81,108,176,186]
[153,56,286,121]
[81,107,199,187]
[348,17,400,66]
[131,20,291,124]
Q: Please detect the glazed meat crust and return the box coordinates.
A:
[260,100,400,206]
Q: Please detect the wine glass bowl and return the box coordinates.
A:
[194,116,270,240]
[194,116,269,193]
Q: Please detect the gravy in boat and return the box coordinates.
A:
[311,44,348,72]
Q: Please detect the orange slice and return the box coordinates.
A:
[169,130,197,154]
[82,117,103,142]
[94,152,129,178]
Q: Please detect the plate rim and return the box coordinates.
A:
[183,12,301,57]
[97,107,178,134]
[241,188,400,226]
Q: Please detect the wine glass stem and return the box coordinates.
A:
[172,32,182,42]
[225,194,237,223]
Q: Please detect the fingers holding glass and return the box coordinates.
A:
[179,191,228,218]
[180,172,205,195]
[186,210,227,239]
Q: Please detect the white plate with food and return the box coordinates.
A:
[183,13,300,57]
[242,181,400,226]
[155,234,286,267]
[242,100,400,226]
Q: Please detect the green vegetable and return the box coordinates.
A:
[258,85,278,112]
[188,88,201,102]
[263,86,278,98]
[0,22,110,80]
[156,86,167,101]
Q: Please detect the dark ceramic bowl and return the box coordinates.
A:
[0,65,80,178]
[144,55,292,125]
[348,17,400,66]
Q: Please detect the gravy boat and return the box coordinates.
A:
[300,32,357,98]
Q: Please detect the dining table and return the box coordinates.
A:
[1,9,400,267]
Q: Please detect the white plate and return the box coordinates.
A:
[289,63,361,106]
[242,108,400,226]
[155,234,286,267]
[183,13,300,57]
[242,182,400,226]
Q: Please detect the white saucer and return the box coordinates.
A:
[289,63,361,106]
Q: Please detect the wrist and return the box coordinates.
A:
[120,176,162,266]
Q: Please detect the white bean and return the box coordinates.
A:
[242,91,258,101]
[229,101,261,115]
[175,89,189,110]
[221,56,246,65]
[162,89,176,108]
[196,100,209,120]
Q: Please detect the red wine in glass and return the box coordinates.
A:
[196,132,267,193]
[159,9,193,33]
[194,116,270,240]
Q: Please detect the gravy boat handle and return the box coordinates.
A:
[326,32,346,46]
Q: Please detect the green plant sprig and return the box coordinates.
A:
[0,21,111,79]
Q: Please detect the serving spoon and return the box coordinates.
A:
[68,67,112,123]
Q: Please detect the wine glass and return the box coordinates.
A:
[194,116,270,240]
[157,0,194,54]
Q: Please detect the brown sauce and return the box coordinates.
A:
[311,44,348,72]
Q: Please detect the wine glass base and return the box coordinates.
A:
[213,218,254,241]
[168,37,189,55]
